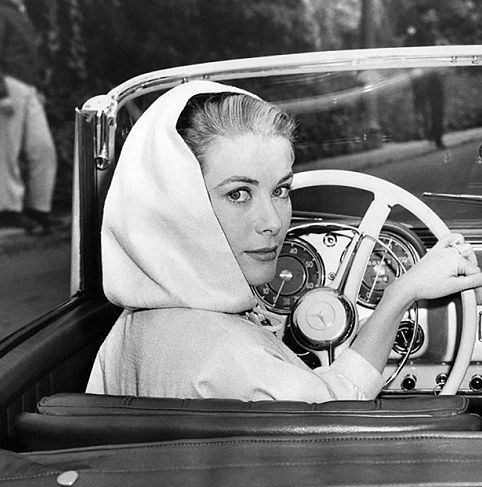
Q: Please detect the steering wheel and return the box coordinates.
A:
[291,169,477,395]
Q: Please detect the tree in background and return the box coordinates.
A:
[23,0,325,208]
[383,0,482,144]
[385,0,482,46]
[77,0,321,87]
[310,0,361,50]
[21,0,482,207]
[198,0,320,60]
[25,0,90,208]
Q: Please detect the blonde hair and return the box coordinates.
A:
[176,92,296,169]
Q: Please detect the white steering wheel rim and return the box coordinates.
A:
[292,169,477,395]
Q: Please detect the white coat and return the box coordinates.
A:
[86,81,383,402]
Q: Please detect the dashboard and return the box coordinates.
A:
[254,222,421,313]
[253,215,482,395]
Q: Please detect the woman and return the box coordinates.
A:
[86,80,482,402]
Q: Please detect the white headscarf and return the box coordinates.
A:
[101,80,258,313]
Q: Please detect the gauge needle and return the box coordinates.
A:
[368,240,392,300]
[273,280,286,306]
[273,269,292,306]
[368,252,387,300]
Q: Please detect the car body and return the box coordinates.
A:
[0,45,481,485]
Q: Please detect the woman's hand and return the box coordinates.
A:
[392,233,482,305]
[352,233,481,375]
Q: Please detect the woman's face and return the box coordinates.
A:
[202,134,294,286]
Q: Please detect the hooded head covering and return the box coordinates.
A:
[101,80,259,314]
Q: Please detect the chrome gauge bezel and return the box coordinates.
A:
[392,319,425,355]
[357,231,420,309]
[253,236,325,314]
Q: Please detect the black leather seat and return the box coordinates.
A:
[13,393,480,451]
[6,432,482,486]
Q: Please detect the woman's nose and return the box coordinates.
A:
[253,199,283,235]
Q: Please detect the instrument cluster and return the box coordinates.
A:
[254,222,421,314]
[253,222,425,361]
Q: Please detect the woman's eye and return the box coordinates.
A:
[273,186,291,198]
[228,189,251,203]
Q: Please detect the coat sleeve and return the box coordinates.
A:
[195,342,384,403]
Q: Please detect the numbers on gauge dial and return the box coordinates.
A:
[254,238,324,314]
[358,233,417,308]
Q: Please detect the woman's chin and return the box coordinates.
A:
[245,264,277,287]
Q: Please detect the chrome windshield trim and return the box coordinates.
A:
[80,45,482,170]
[423,192,482,204]
[82,45,482,115]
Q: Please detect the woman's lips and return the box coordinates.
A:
[245,247,278,261]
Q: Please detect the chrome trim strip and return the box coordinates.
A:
[80,45,482,169]
[83,45,482,114]
[423,192,482,203]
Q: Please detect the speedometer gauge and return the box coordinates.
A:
[253,238,324,314]
[358,232,418,308]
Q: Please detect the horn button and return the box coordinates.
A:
[291,288,356,351]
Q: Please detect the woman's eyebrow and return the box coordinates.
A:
[215,171,293,188]
[278,172,294,185]
[215,176,259,188]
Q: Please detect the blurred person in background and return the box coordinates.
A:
[0,0,62,234]
[405,6,447,150]
[410,67,446,149]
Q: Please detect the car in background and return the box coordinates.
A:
[0,45,481,485]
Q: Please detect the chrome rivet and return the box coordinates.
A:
[57,470,79,486]
[323,233,337,247]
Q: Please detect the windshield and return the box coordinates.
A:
[116,63,482,227]
[231,66,482,226]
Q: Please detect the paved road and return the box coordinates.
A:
[293,137,482,224]
[0,237,71,341]
[366,139,481,222]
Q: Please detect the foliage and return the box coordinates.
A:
[24,0,324,209]
[78,0,321,87]
[310,0,361,50]
[21,0,482,208]
[385,0,482,46]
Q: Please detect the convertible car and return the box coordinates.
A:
[0,46,481,485]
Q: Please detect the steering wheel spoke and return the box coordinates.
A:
[328,232,361,292]
[291,169,477,395]
[333,197,392,303]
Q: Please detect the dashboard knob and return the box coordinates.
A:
[470,375,482,391]
[435,373,448,386]
[401,374,417,391]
